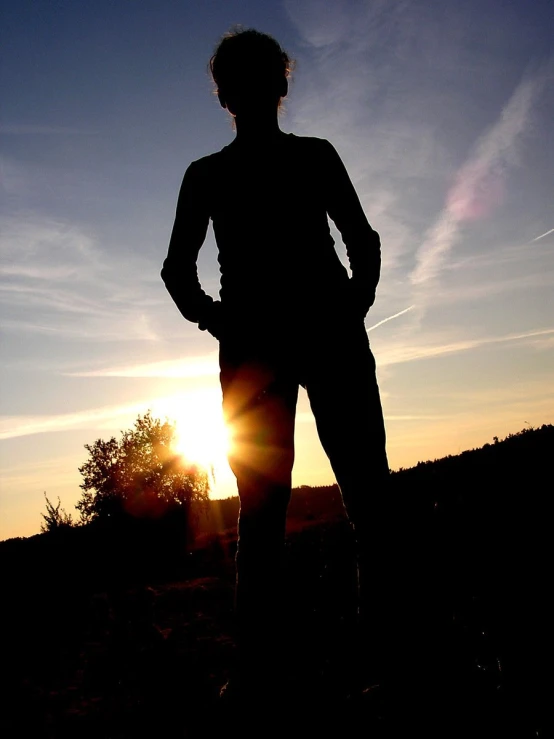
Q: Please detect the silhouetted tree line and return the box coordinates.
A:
[3,423,550,587]
[39,411,209,532]
[76,411,209,525]
[15,412,211,588]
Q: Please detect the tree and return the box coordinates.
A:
[40,493,74,533]
[76,411,210,524]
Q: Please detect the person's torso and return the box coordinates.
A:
[196,133,350,331]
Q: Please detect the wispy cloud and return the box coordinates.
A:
[65,321,551,378]
[285,0,552,325]
[295,409,445,424]
[0,403,146,441]
[379,327,554,367]
[1,456,83,496]
[285,0,450,275]
[531,228,554,242]
[0,385,228,441]
[425,271,554,308]
[66,354,219,379]
[411,70,545,290]
[0,124,97,135]
[444,237,553,272]
[367,305,414,332]
[0,214,168,343]
[0,265,79,280]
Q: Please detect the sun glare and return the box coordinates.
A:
[152,388,235,498]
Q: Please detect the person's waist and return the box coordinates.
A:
[220,271,349,304]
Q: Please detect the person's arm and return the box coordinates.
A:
[161,160,222,338]
[323,139,381,317]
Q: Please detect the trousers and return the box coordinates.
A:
[219,315,390,683]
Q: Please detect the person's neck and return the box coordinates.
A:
[233,114,285,147]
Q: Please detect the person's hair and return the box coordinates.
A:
[209,27,293,109]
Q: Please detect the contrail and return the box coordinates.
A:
[411,70,544,288]
[531,228,554,242]
[367,305,415,332]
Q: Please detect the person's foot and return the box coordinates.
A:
[219,674,287,708]
[218,678,241,703]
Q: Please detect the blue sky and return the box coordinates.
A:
[1,0,553,538]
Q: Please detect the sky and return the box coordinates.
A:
[1,0,553,539]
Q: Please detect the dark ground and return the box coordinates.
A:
[1,425,551,738]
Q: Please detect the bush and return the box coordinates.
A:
[40,493,74,533]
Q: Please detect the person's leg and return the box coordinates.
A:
[219,349,298,691]
[304,321,449,729]
[303,321,391,687]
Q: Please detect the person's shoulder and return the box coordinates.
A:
[287,133,333,148]
[186,143,231,176]
[287,133,338,161]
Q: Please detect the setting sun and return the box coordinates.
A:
[152,388,236,499]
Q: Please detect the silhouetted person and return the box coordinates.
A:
[161,28,389,707]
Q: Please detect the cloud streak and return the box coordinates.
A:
[411,70,545,290]
[0,403,146,441]
[379,327,554,367]
[0,213,168,344]
[367,305,415,332]
[531,228,554,242]
[0,124,97,135]
[66,354,219,379]
[8,323,549,440]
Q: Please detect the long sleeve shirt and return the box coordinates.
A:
[161,133,381,341]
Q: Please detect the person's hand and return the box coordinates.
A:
[198,300,225,340]
[349,278,376,318]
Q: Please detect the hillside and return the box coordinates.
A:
[0,424,551,737]
[197,422,552,534]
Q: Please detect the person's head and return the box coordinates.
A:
[210,28,293,119]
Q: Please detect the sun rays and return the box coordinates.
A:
[151,388,235,498]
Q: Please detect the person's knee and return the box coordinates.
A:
[238,484,291,525]
[231,445,294,491]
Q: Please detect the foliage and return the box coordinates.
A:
[40,493,74,533]
[75,411,210,524]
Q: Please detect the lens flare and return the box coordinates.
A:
[151,388,235,498]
